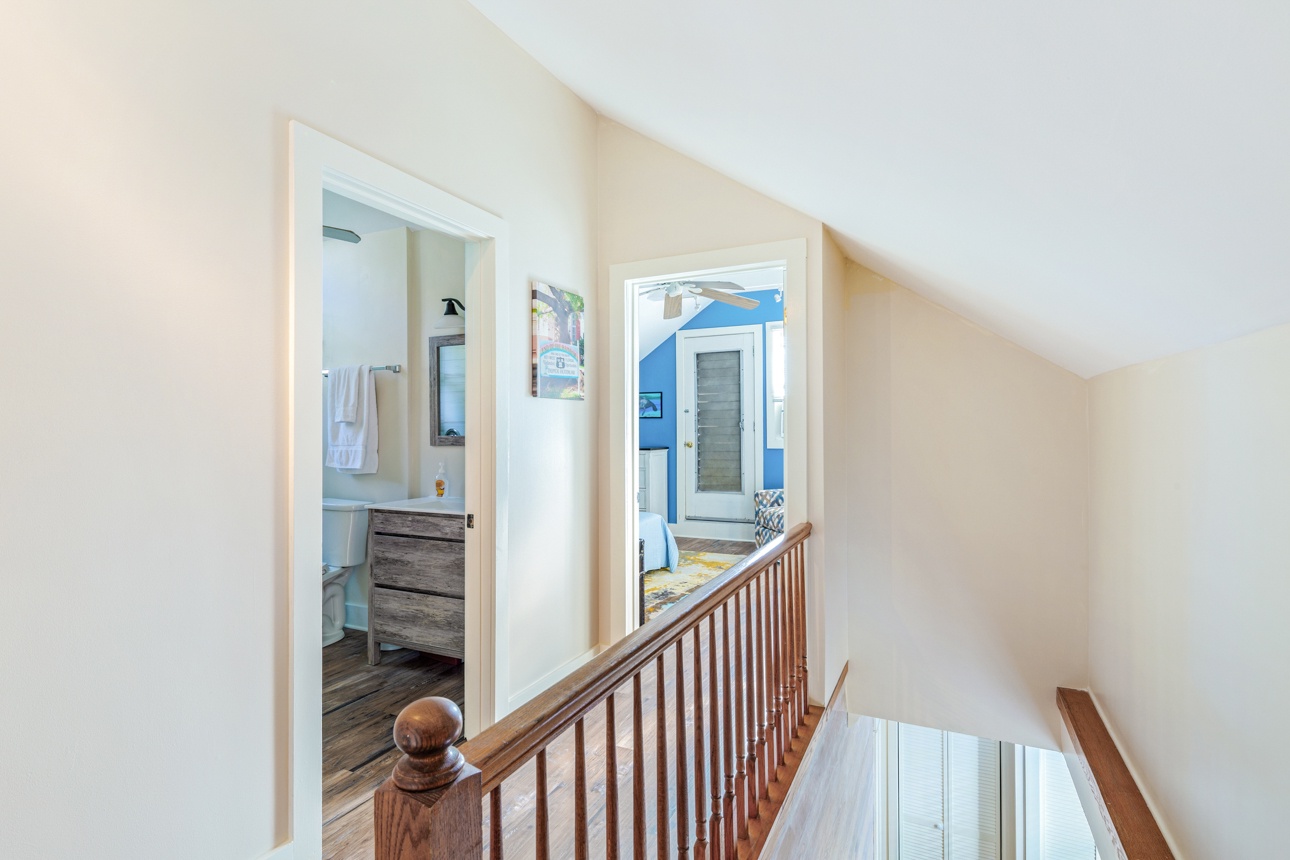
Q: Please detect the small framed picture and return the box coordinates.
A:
[639,392,663,419]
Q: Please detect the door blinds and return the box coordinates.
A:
[694,349,743,493]
[897,724,1002,860]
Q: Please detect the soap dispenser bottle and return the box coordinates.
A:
[434,463,448,498]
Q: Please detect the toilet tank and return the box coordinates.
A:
[322,498,370,567]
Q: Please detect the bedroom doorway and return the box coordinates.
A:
[630,264,786,623]
[606,239,808,644]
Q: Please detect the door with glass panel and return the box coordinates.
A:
[678,329,757,523]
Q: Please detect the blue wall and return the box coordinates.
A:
[639,289,784,523]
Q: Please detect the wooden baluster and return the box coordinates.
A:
[675,641,691,859]
[778,558,791,766]
[753,567,763,804]
[536,748,550,860]
[656,653,670,860]
[768,561,782,772]
[692,625,709,859]
[787,548,800,740]
[375,696,482,860]
[490,787,504,860]
[633,673,646,860]
[708,613,723,857]
[606,693,621,860]
[575,717,589,860]
[721,603,736,859]
[733,588,748,840]
[746,579,761,821]
[796,544,809,726]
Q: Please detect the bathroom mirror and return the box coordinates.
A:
[429,334,465,446]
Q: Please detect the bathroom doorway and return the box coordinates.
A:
[318,189,472,856]
[290,123,511,860]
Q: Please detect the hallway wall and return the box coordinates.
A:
[845,263,1090,751]
[1089,320,1290,858]
[0,2,598,857]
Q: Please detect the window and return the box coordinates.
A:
[1023,749,1100,860]
[765,320,785,449]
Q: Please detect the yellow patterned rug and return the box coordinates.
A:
[643,551,747,621]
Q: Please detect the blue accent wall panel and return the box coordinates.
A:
[638,289,785,523]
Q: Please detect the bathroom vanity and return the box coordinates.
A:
[365,497,465,665]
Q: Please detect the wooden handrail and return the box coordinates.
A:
[1056,688,1175,860]
[376,522,817,859]
[462,522,811,793]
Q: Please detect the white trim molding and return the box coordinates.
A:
[289,121,511,859]
[505,644,605,713]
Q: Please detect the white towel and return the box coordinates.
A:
[326,365,379,474]
[329,365,362,423]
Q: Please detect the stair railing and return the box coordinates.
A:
[375,522,814,859]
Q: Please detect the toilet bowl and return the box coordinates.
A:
[322,498,370,647]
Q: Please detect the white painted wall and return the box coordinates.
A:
[408,229,468,500]
[845,264,1090,750]
[323,226,412,617]
[0,1,598,857]
[1089,322,1290,859]
[596,119,848,703]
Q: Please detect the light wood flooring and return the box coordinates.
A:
[761,690,879,859]
[674,536,757,555]
[322,630,464,859]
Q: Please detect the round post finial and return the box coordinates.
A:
[390,696,466,791]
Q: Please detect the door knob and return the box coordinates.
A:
[685,441,694,448]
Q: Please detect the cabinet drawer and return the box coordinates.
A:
[371,534,464,597]
[370,509,465,541]
[371,588,464,658]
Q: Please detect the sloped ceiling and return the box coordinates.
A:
[467,0,1290,377]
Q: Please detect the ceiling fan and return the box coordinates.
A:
[641,281,760,319]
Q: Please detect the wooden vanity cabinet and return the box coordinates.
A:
[366,508,465,665]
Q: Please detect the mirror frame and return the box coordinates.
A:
[428,333,466,446]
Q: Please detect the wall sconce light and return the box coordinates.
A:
[435,297,466,332]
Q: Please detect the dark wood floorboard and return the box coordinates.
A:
[674,536,757,555]
[322,629,464,860]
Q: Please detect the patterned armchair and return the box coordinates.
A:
[754,489,785,548]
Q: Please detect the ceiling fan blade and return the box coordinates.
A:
[692,286,759,310]
[663,291,684,319]
[685,280,743,291]
[323,225,361,243]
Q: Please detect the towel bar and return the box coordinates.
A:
[322,365,401,376]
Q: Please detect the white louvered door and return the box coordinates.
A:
[678,329,757,523]
[896,724,1003,860]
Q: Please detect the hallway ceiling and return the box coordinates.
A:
[467,0,1290,377]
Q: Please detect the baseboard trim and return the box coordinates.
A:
[343,602,368,632]
[256,843,293,860]
[506,644,604,712]
[669,520,756,542]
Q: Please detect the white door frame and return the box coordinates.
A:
[603,239,808,644]
[288,122,511,860]
[673,324,765,540]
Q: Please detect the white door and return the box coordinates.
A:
[678,329,757,523]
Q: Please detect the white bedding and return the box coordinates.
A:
[638,511,679,571]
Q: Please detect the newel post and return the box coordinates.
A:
[374,696,483,860]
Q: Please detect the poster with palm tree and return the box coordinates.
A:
[531,281,586,399]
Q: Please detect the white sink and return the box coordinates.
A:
[366,496,466,515]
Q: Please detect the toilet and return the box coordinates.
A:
[322,498,370,646]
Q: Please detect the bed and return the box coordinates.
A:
[638,511,679,572]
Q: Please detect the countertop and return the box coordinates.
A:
[365,496,466,516]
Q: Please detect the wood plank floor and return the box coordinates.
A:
[322,630,464,860]
[761,689,879,859]
[674,536,757,555]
